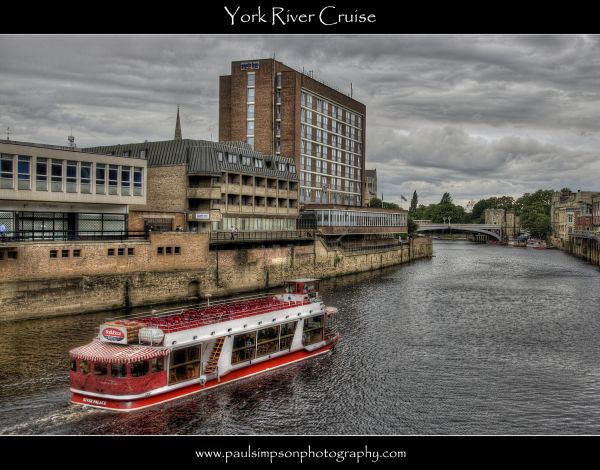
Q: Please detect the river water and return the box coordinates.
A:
[2,240,600,435]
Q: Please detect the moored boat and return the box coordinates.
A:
[69,279,340,412]
[526,238,547,249]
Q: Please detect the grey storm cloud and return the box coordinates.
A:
[1,34,599,206]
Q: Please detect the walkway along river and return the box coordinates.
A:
[1,240,600,434]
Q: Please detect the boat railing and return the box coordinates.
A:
[107,292,281,322]
[107,292,308,333]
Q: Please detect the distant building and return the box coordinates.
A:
[85,139,299,234]
[550,189,599,249]
[365,169,377,201]
[484,208,520,240]
[219,58,366,207]
[0,139,146,241]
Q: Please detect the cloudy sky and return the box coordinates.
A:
[1,34,600,206]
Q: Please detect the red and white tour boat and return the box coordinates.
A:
[69,279,339,412]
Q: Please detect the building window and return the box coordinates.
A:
[247,71,255,87]
[166,246,172,255]
[108,248,115,256]
[118,247,125,256]
[174,246,181,255]
[96,164,106,194]
[157,247,164,255]
[17,155,31,190]
[140,149,147,159]
[1,154,14,189]
[49,249,58,259]
[62,249,69,258]
[247,87,255,102]
[36,157,48,191]
[133,167,143,196]
[127,247,134,256]
[80,162,92,194]
[121,167,131,196]
[217,151,224,162]
[66,160,77,193]
[73,249,81,258]
[247,104,254,119]
[108,165,119,195]
[51,159,63,192]
[227,154,238,164]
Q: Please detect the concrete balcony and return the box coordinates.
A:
[254,187,266,197]
[226,184,241,194]
[241,185,254,196]
[241,205,254,213]
[266,188,277,198]
[186,187,221,200]
[266,206,278,214]
[278,189,289,198]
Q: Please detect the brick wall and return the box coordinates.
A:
[0,236,432,321]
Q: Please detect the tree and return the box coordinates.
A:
[407,215,418,234]
[369,197,382,208]
[409,191,418,214]
[440,192,453,205]
[382,201,400,210]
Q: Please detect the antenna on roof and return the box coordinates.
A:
[350,82,353,98]
[68,128,76,149]
[5,127,10,141]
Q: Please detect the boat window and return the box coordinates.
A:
[302,314,324,346]
[131,360,149,377]
[93,363,108,376]
[79,360,90,375]
[257,326,280,358]
[70,359,77,372]
[279,321,297,350]
[111,363,127,378]
[151,357,164,373]
[169,345,201,384]
[231,332,257,365]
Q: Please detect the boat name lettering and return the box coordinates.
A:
[102,327,125,342]
[82,398,107,406]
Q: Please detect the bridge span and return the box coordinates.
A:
[416,223,503,240]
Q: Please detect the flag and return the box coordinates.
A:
[401,194,407,202]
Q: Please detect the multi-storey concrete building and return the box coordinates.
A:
[219,58,366,207]
[86,139,299,234]
[0,139,146,241]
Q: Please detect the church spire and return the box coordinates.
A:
[174,105,182,140]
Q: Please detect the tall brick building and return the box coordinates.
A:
[219,59,366,207]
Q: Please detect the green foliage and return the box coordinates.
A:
[382,201,400,210]
[369,197,382,208]
[440,192,453,205]
[515,189,553,238]
[470,196,515,223]
[407,215,418,234]
[411,192,468,223]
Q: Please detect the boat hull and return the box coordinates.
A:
[71,340,337,412]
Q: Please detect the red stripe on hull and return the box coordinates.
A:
[71,342,336,412]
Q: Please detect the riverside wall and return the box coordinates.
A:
[0,237,432,321]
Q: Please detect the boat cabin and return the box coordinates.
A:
[283,278,320,302]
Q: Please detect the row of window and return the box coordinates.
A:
[0,249,18,261]
[300,110,363,142]
[157,246,181,255]
[300,188,361,206]
[300,127,364,153]
[216,151,296,174]
[0,154,143,196]
[247,72,256,148]
[300,91,364,129]
[71,357,164,378]
[301,140,363,168]
[219,216,296,231]
[310,209,407,227]
[108,247,135,256]
[300,172,360,194]
[231,321,299,365]
[50,249,81,258]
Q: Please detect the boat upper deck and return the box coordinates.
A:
[109,294,310,334]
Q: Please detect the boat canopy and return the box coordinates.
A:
[70,340,169,364]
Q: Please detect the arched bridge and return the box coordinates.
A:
[416,223,503,240]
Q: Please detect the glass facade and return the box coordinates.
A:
[310,209,407,228]
[0,153,142,198]
[299,90,363,206]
